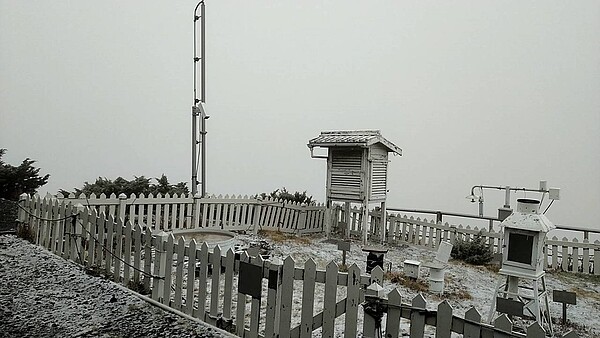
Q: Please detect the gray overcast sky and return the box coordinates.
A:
[1,1,598,230]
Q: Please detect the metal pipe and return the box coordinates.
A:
[191,1,207,197]
[478,199,483,217]
[201,109,206,197]
[201,2,205,103]
[385,207,598,235]
[386,207,499,222]
[470,185,549,197]
[200,2,207,197]
[469,184,550,218]
[191,106,198,196]
[191,1,203,196]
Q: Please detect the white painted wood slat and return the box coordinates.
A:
[123,220,132,284]
[162,234,174,306]
[196,243,209,319]
[344,264,360,338]
[278,256,295,338]
[300,259,316,338]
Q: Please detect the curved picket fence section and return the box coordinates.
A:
[332,205,600,275]
[56,193,326,234]
[17,194,580,337]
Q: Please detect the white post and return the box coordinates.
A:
[273,257,283,336]
[193,193,202,228]
[380,201,387,244]
[507,276,519,299]
[298,210,308,234]
[324,201,332,236]
[363,283,385,338]
[155,231,168,302]
[74,203,86,263]
[118,193,127,221]
[362,200,369,245]
[17,193,28,230]
[344,202,351,239]
[253,202,261,235]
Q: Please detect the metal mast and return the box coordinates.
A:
[192,1,207,197]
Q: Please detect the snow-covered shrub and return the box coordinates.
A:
[450,232,493,265]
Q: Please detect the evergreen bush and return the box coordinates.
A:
[256,187,314,205]
[0,149,49,200]
[450,232,494,265]
[60,174,188,197]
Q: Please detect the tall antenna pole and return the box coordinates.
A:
[192,1,207,197]
[200,2,206,198]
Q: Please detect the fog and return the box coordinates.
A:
[1,1,598,230]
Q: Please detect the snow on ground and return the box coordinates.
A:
[1,232,598,338]
[0,235,231,338]
[234,232,599,337]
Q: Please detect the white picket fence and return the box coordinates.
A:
[18,194,581,337]
[362,290,578,338]
[40,193,600,276]
[48,193,600,275]
[334,206,600,275]
[57,192,326,234]
[18,194,373,337]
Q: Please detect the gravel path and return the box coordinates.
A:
[0,235,229,338]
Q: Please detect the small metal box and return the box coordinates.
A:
[549,187,561,200]
[403,259,421,279]
[498,207,513,221]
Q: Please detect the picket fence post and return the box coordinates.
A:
[17,193,28,225]
[385,289,402,337]
[114,193,126,221]
[345,264,361,338]
[236,251,250,336]
[143,227,153,291]
[264,258,282,338]
[300,259,317,338]
[251,202,259,235]
[210,245,222,324]
[363,283,385,338]
[162,234,174,306]
[277,256,295,337]
[464,307,482,337]
[193,193,202,228]
[185,239,197,316]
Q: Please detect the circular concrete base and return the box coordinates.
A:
[170,228,237,253]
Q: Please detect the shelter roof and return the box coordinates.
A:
[307,130,402,155]
[501,213,555,233]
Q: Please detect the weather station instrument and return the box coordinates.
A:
[191,1,209,197]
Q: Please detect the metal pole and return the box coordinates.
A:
[201,109,206,197]
[201,3,205,103]
[191,1,206,197]
[200,2,206,197]
[504,186,511,208]
[191,107,198,196]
